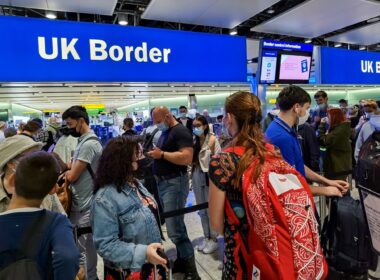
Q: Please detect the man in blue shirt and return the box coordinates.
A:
[266,85,349,197]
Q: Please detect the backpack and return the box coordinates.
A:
[142,128,159,154]
[356,130,380,193]
[0,211,55,280]
[42,131,56,152]
[321,195,377,275]
[224,145,327,280]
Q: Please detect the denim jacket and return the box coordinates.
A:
[90,181,161,271]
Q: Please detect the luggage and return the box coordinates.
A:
[224,145,327,280]
[321,194,377,276]
[356,131,380,194]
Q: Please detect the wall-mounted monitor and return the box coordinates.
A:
[0,109,9,122]
[259,40,313,84]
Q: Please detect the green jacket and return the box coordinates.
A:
[318,122,352,179]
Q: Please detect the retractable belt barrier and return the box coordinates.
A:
[75,202,209,238]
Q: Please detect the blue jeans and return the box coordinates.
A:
[157,174,194,260]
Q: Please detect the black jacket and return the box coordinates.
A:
[297,123,320,172]
[176,117,193,132]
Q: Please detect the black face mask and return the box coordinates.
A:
[69,127,81,138]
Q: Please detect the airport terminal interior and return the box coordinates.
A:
[0,0,379,280]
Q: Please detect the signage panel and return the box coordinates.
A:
[0,16,247,82]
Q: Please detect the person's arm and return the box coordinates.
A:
[305,165,349,196]
[65,160,88,183]
[354,127,365,162]
[51,215,80,280]
[209,135,216,154]
[307,126,321,172]
[317,121,329,147]
[91,197,166,270]
[147,147,193,166]
[209,180,225,235]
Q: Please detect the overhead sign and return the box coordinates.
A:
[0,16,247,83]
[320,47,380,84]
[261,40,313,52]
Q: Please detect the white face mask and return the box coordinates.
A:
[370,115,380,131]
[297,110,309,126]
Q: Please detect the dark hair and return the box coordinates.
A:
[192,116,210,165]
[150,107,155,118]
[217,115,223,120]
[339,99,348,104]
[31,118,43,128]
[179,105,187,111]
[314,90,328,99]
[225,91,272,186]
[277,85,311,111]
[62,106,89,125]
[123,118,134,129]
[23,120,42,133]
[15,151,60,200]
[4,127,17,138]
[94,137,139,193]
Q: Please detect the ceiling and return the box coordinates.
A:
[142,0,280,29]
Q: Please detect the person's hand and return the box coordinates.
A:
[66,161,72,170]
[146,147,163,159]
[323,186,343,197]
[146,243,167,266]
[321,117,327,124]
[326,179,349,194]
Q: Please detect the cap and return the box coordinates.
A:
[0,135,43,173]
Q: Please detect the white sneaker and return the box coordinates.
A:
[202,239,219,254]
[195,238,207,251]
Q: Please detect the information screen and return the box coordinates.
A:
[259,40,313,84]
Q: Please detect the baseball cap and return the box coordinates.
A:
[0,135,43,173]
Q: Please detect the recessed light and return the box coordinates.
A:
[359,46,366,51]
[229,29,238,36]
[118,14,128,26]
[305,39,312,44]
[267,8,275,14]
[334,43,342,48]
[367,17,380,23]
[45,11,57,20]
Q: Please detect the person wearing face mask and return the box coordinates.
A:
[147,106,201,280]
[62,105,102,280]
[311,90,329,131]
[91,137,167,279]
[266,85,349,197]
[176,105,193,132]
[355,111,380,162]
[355,99,378,136]
[318,108,352,181]
[191,116,221,254]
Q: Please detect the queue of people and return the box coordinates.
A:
[0,88,379,280]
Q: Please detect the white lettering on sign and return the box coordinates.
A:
[361,60,374,73]
[38,37,80,60]
[376,61,380,73]
[39,37,172,63]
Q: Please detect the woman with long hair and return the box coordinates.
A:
[191,115,221,254]
[209,91,326,279]
[318,107,352,180]
[91,137,167,280]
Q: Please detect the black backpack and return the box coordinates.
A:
[0,212,55,280]
[356,130,380,194]
[42,131,56,152]
[142,128,159,154]
[321,194,377,275]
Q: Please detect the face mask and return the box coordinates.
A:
[157,122,169,132]
[366,112,375,119]
[193,127,204,137]
[370,115,380,131]
[297,110,309,126]
[179,113,187,119]
[69,127,81,138]
[318,104,327,111]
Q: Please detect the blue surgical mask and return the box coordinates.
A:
[318,104,327,111]
[193,127,204,136]
[179,113,187,119]
[366,112,375,119]
[370,115,380,131]
[157,122,168,132]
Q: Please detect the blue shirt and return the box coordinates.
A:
[265,116,306,176]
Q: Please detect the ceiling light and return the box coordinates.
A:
[45,11,57,20]
[359,46,366,51]
[334,43,342,48]
[267,7,275,14]
[367,17,380,23]
[118,14,128,26]
[229,29,238,36]
[304,39,312,44]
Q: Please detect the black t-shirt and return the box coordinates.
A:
[153,123,193,176]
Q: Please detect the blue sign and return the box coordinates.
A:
[0,16,247,82]
[321,47,380,84]
[262,40,313,52]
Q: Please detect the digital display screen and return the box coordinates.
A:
[259,40,313,84]
[279,55,311,81]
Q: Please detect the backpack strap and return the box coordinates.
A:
[80,136,101,180]
[143,128,159,151]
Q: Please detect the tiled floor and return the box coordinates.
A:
[97,190,223,280]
